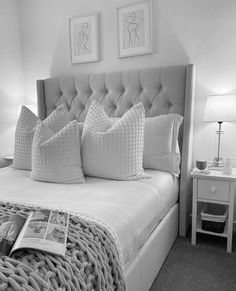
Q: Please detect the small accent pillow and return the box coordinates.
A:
[13,104,69,170]
[31,120,84,184]
[81,101,148,180]
[143,114,183,176]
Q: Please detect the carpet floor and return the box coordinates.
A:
[150,233,236,291]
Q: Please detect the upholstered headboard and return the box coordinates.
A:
[37,64,195,237]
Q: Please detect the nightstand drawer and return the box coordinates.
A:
[198,179,230,202]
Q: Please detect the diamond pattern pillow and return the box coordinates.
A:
[13,104,69,170]
[81,101,148,180]
[31,120,84,184]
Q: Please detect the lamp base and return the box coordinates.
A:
[212,157,224,167]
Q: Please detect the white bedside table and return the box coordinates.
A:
[191,169,236,253]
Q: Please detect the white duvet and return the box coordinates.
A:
[0,167,178,265]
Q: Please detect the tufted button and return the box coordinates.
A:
[80,104,85,111]
[148,103,152,109]
[159,84,163,91]
[140,87,144,93]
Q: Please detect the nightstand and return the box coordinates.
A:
[191,170,236,253]
[3,156,13,166]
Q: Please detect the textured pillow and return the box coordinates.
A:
[31,120,84,184]
[76,113,183,176]
[81,101,148,180]
[143,114,183,176]
[13,106,38,170]
[13,104,69,170]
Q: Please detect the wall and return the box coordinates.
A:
[0,0,24,163]
[17,0,236,165]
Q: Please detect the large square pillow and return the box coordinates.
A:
[13,104,69,170]
[81,101,148,180]
[143,114,183,176]
[31,120,84,184]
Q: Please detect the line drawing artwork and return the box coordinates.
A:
[74,22,91,56]
[70,14,98,63]
[123,10,144,49]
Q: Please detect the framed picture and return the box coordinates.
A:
[117,1,152,58]
[69,13,99,64]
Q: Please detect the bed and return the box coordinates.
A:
[0,64,195,290]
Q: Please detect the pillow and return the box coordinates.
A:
[77,112,183,176]
[31,120,84,184]
[81,101,148,180]
[143,114,183,176]
[13,106,38,170]
[13,104,69,170]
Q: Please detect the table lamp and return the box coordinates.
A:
[204,94,236,167]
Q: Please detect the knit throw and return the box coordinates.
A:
[0,202,126,291]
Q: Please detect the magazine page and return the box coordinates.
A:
[11,209,69,257]
[0,214,26,256]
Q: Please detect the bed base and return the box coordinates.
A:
[125,203,178,291]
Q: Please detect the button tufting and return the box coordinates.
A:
[128,103,133,109]
[80,104,85,111]
[159,85,163,91]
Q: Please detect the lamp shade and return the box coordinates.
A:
[204,94,236,122]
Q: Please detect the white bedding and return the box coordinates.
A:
[0,167,178,265]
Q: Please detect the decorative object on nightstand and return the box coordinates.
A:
[191,169,236,253]
[222,158,233,175]
[192,159,210,175]
[204,94,236,168]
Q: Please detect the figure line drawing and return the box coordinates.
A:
[125,12,144,48]
[75,22,90,55]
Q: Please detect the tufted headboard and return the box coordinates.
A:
[37,64,195,237]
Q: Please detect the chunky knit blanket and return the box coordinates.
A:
[0,202,126,291]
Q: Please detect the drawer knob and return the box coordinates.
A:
[210,186,216,193]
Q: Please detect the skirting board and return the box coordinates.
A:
[125,203,179,291]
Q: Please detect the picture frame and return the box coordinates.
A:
[69,13,99,64]
[117,1,152,58]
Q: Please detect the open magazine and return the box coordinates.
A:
[0,209,69,257]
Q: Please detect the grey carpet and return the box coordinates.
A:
[150,234,236,291]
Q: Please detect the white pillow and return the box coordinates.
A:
[13,106,38,170]
[81,101,148,180]
[31,120,84,184]
[13,104,69,170]
[143,114,183,176]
